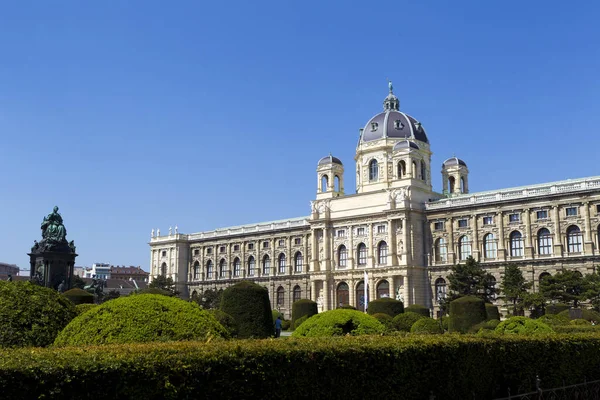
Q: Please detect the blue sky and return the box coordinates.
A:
[1,1,598,272]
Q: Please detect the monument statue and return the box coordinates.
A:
[32,206,74,253]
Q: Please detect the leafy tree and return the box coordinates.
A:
[500,264,532,315]
[193,288,223,309]
[583,270,600,311]
[447,256,497,302]
[522,292,547,317]
[148,274,180,296]
[72,275,86,289]
[539,270,586,308]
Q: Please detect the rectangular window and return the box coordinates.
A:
[377,224,387,234]
[194,249,199,256]
[294,238,302,245]
[161,251,167,257]
[458,219,468,228]
[434,221,444,231]
[247,243,254,250]
[263,241,270,249]
[357,227,365,236]
[566,207,578,217]
[206,248,212,255]
[278,239,285,247]
[233,244,240,251]
[509,213,520,223]
[336,229,346,238]
[536,210,548,220]
[483,216,493,225]
[219,246,225,253]
[597,204,600,213]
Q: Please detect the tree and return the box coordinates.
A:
[193,288,223,309]
[539,270,586,308]
[72,275,86,289]
[582,270,600,311]
[522,292,547,318]
[447,256,497,302]
[101,290,121,303]
[149,275,180,296]
[499,264,532,315]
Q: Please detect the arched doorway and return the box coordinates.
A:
[376,280,389,299]
[336,282,349,307]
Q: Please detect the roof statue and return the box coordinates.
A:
[388,80,393,94]
[30,206,75,254]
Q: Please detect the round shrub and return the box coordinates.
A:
[292,299,318,328]
[448,296,486,334]
[208,309,238,337]
[546,303,570,315]
[468,319,500,334]
[338,305,357,310]
[494,316,554,336]
[133,287,173,296]
[0,281,76,348]
[411,317,443,334]
[441,316,449,332]
[557,308,600,322]
[367,298,404,317]
[404,304,430,318]
[485,303,500,321]
[294,315,309,330]
[54,294,228,346]
[75,303,98,315]
[537,314,570,327]
[392,312,425,332]
[570,318,591,326]
[292,309,385,337]
[220,281,273,339]
[62,288,94,305]
[372,313,394,330]
[281,319,291,330]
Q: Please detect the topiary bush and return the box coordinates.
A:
[133,287,173,296]
[62,288,94,305]
[410,317,443,334]
[404,304,430,318]
[494,316,554,336]
[448,296,486,334]
[54,294,228,346]
[272,309,282,322]
[0,281,76,348]
[392,312,425,332]
[292,309,385,337]
[208,309,238,337]
[74,303,98,315]
[220,281,273,339]
[292,299,318,328]
[537,314,570,327]
[338,305,357,310]
[545,303,570,315]
[367,298,404,317]
[485,303,500,321]
[294,315,309,330]
[469,319,500,334]
[372,313,394,331]
[556,308,600,323]
[570,318,591,326]
[281,319,291,331]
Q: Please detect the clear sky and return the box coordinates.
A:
[1,1,598,272]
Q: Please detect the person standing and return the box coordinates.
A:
[274,316,282,338]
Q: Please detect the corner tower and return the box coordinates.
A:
[316,154,344,200]
[441,157,469,195]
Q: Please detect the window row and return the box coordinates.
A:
[337,241,388,267]
[336,279,391,311]
[196,238,304,256]
[192,252,305,280]
[276,285,303,306]
[334,224,387,238]
[368,159,427,182]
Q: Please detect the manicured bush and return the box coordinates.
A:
[62,288,94,305]
[220,281,273,339]
[404,304,430,318]
[338,305,357,310]
[292,309,385,337]
[392,312,424,332]
[469,319,500,334]
[485,303,500,321]
[494,317,554,336]
[372,313,394,330]
[546,303,570,315]
[281,319,291,331]
[441,316,449,332]
[133,287,173,296]
[448,296,486,334]
[537,314,570,327]
[294,315,309,330]
[410,317,443,334]
[570,318,591,326]
[291,299,318,328]
[557,308,600,322]
[74,303,98,315]
[54,294,228,346]
[367,298,404,317]
[272,309,282,322]
[208,309,238,337]
[554,325,600,333]
[0,281,76,348]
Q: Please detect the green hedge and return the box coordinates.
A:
[292,299,318,328]
[74,303,98,315]
[546,303,570,315]
[410,317,442,334]
[292,309,385,337]
[294,315,309,330]
[3,335,600,399]
[494,317,554,336]
[220,281,273,339]
[62,288,94,305]
[557,308,600,322]
[404,304,430,317]
[449,296,486,333]
[554,325,600,334]
[392,312,424,332]
[208,309,238,337]
[367,298,404,317]
[372,313,394,330]
[485,303,500,321]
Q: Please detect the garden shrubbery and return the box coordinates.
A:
[449,296,486,333]
[220,281,273,339]
[54,294,228,346]
[410,317,442,334]
[291,299,317,329]
[557,308,600,323]
[404,304,430,318]
[0,281,76,348]
[392,312,424,332]
[372,313,394,330]
[292,309,385,337]
[494,316,554,336]
[208,309,238,337]
[62,288,94,305]
[367,298,404,317]
[485,303,500,321]
[74,303,98,315]
[545,303,570,315]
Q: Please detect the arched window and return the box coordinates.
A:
[539,272,551,285]
[567,225,583,253]
[206,260,213,279]
[262,255,271,275]
[321,175,328,192]
[538,228,553,255]
[193,261,200,280]
[219,259,226,278]
[483,233,497,259]
[449,176,456,193]
[377,241,388,265]
[435,278,447,303]
[412,161,417,178]
[160,262,167,276]
[233,258,241,277]
[435,238,448,263]
[294,252,303,273]
[460,177,466,193]
[276,286,284,306]
[334,175,340,192]
[191,290,198,301]
[398,160,406,178]
[293,285,302,303]
[278,253,286,274]
[338,245,348,268]
[355,281,365,311]
[369,159,379,181]
[247,256,255,277]
[337,282,349,307]
[458,236,471,260]
[420,161,426,182]
[357,243,367,265]
[376,280,389,299]
[510,231,524,257]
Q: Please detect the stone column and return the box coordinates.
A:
[323,226,331,271]
[241,241,246,278]
[472,214,480,261]
[348,225,355,269]
[389,276,395,300]
[403,217,412,265]
[583,202,594,254]
[324,278,331,311]
[497,211,506,261]
[310,280,317,302]
[303,233,309,273]
[367,223,374,268]
[389,219,398,266]
[524,209,534,258]
[552,206,563,257]
[447,217,455,264]
[311,230,319,272]
[349,278,356,307]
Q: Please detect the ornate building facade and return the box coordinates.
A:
[149,84,600,318]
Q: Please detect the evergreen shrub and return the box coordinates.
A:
[485,303,500,321]
[392,312,424,332]
[448,296,486,333]
[494,316,554,336]
[74,303,98,315]
[291,299,318,328]
[133,287,173,296]
[338,305,357,310]
[294,315,309,330]
[62,288,94,305]
[220,281,273,339]
[469,319,500,334]
[546,303,570,315]
[0,281,76,348]
[557,309,600,322]
[410,317,443,334]
[292,309,384,337]
[570,319,591,326]
[537,314,570,327]
[405,304,430,317]
[554,325,600,333]
[367,298,404,317]
[281,319,291,330]
[54,294,228,346]
[372,313,394,330]
[208,309,238,337]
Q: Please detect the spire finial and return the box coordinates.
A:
[388,79,393,94]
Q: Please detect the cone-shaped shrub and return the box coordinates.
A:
[485,303,500,321]
[62,288,94,305]
[405,304,430,317]
[292,299,318,328]
[448,296,486,333]
[367,298,404,317]
[292,309,384,337]
[208,309,238,337]
[220,281,273,339]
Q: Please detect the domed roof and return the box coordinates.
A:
[393,140,419,151]
[360,83,429,144]
[443,157,467,168]
[318,154,343,166]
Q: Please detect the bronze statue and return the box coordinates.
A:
[41,206,67,243]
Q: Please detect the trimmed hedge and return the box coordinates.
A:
[292,309,385,337]
[0,281,76,348]
[62,288,94,305]
[294,315,309,330]
[133,287,173,296]
[537,314,570,327]
[410,317,443,334]
[449,296,486,334]
[220,281,273,339]
[485,303,500,321]
[404,304,430,318]
[546,303,570,315]
[554,325,600,334]
[74,303,98,315]
[292,299,318,328]
[494,317,554,336]
[392,312,424,332]
[372,313,394,330]
[54,294,228,345]
[469,319,500,334]
[557,308,600,322]
[367,298,404,317]
[4,335,600,399]
[208,309,238,337]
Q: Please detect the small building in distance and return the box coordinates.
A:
[110,265,149,282]
[0,262,20,280]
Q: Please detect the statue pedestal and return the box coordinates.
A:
[28,251,77,291]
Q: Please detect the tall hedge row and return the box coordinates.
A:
[3,335,600,399]
[220,281,273,339]
[366,298,404,317]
